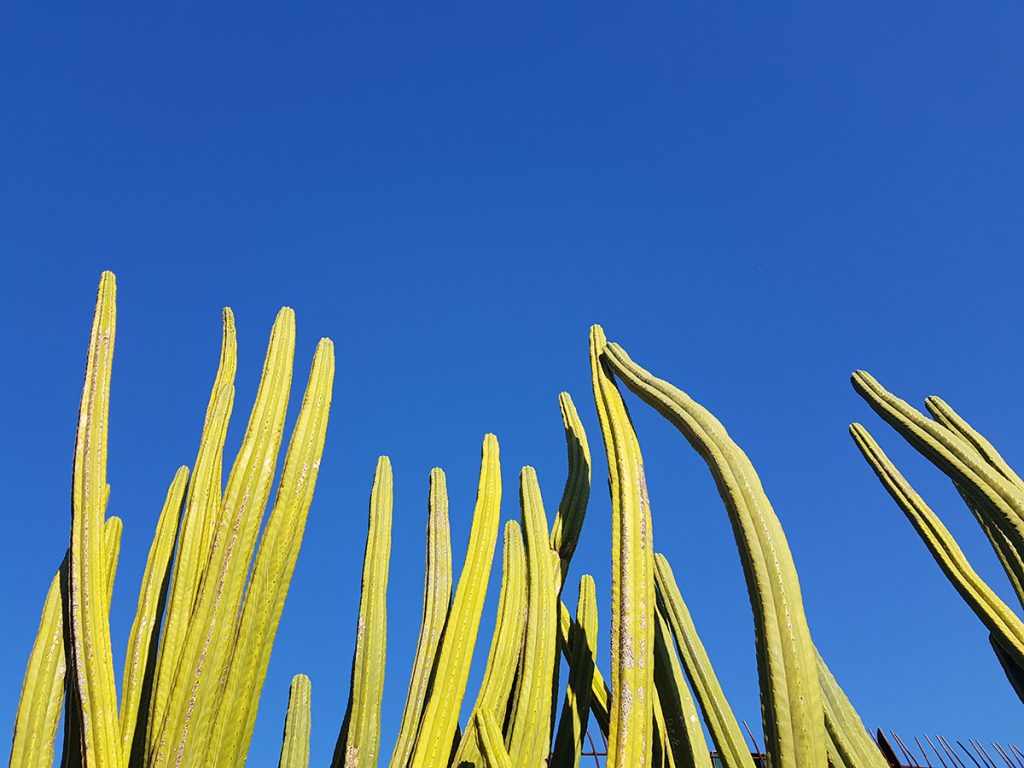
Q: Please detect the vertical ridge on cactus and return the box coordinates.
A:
[332,456,393,768]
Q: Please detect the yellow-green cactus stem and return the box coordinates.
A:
[653,608,711,768]
[150,310,236,747]
[332,455,393,768]
[103,516,123,609]
[452,521,527,768]
[120,467,189,766]
[558,600,610,736]
[389,469,454,768]
[210,338,334,768]
[850,424,1024,667]
[651,686,675,768]
[549,392,592,585]
[550,575,599,768]
[67,271,123,768]
[278,675,312,768]
[924,396,1024,491]
[10,557,69,768]
[604,340,825,768]
[505,468,559,766]
[473,711,512,768]
[410,435,502,768]
[654,554,753,768]
[151,308,296,768]
[851,371,1024,557]
[590,326,655,768]
[816,652,887,768]
[990,633,1024,705]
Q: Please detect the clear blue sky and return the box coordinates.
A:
[2,5,1023,765]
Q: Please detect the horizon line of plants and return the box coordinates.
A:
[9,271,1023,768]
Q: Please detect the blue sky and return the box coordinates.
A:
[3,4,1024,765]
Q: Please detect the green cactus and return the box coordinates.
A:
[279,675,312,768]
[654,554,752,768]
[816,652,888,768]
[850,424,1024,667]
[452,520,527,768]
[410,435,502,768]
[557,600,610,736]
[390,469,454,768]
[549,392,592,584]
[550,575,598,768]
[331,456,394,768]
[120,468,189,766]
[603,339,826,768]
[652,608,711,768]
[504,468,559,767]
[473,711,512,768]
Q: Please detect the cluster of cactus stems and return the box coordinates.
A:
[11,272,1022,768]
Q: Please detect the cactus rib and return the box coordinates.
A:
[473,711,512,768]
[332,456,393,768]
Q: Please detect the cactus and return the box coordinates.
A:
[850,424,1024,667]
[118,468,189,766]
[279,675,312,768]
[589,326,656,768]
[452,521,527,768]
[332,456,394,768]
[549,392,592,584]
[558,600,610,736]
[654,554,752,768]
[390,469,454,768]
[652,609,711,768]
[550,575,599,768]
[504,468,559,766]
[410,435,502,767]
[816,652,888,768]
[603,339,826,768]
[473,711,512,768]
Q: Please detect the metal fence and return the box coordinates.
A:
[566,724,1024,768]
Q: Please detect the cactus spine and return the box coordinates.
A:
[389,469,454,768]
[279,674,312,768]
[550,575,599,768]
[409,435,502,767]
[590,325,655,768]
[333,456,393,768]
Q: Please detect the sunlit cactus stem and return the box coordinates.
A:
[279,675,312,768]
[550,575,599,768]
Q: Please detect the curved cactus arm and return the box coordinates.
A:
[549,392,592,584]
[850,424,1024,665]
[452,521,527,768]
[851,371,1024,555]
[331,456,393,768]
[120,467,189,766]
[10,555,70,768]
[816,652,887,768]
[473,711,512,768]
[958,491,1024,613]
[505,468,559,766]
[603,340,825,768]
[990,633,1024,706]
[389,469,454,768]
[278,675,312,768]
[66,271,123,768]
[653,609,711,768]
[151,308,295,768]
[410,435,502,768]
[654,555,753,768]
[550,575,599,768]
[150,310,237,745]
[924,396,1024,491]
[589,326,655,768]
[209,339,334,768]
[558,601,610,736]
